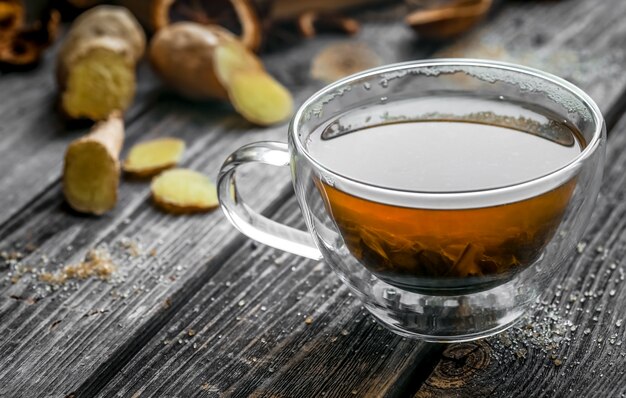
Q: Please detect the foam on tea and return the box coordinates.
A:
[307,97,584,293]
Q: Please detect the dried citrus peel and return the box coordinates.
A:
[0,2,23,36]
[124,138,186,177]
[151,168,218,214]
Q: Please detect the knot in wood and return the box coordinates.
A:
[428,341,491,389]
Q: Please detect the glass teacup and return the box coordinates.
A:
[217,59,605,342]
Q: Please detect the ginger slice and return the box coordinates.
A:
[63,113,124,215]
[226,69,293,126]
[151,168,218,214]
[124,137,185,177]
[214,37,293,126]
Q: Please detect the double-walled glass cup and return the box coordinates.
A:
[217,59,605,342]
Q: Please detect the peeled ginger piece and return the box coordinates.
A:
[63,113,124,215]
[151,168,218,214]
[227,69,293,126]
[214,40,293,126]
[214,40,263,85]
[62,43,136,120]
[124,138,185,177]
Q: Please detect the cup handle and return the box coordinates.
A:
[217,141,323,260]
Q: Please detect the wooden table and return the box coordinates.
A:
[1,1,626,397]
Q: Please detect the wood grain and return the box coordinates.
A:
[1,0,626,396]
[0,98,296,397]
[0,45,160,226]
[97,0,626,396]
[0,21,426,398]
[96,198,443,398]
[436,0,626,129]
[414,101,626,398]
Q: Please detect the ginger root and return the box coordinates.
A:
[151,168,219,214]
[56,5,146,120]
[63,113,124,215]
[149,23,234,100]
[123,137,185,177]
[150,22,292,126]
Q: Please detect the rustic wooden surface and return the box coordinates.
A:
[0,0,626,397]
[414,109,626,398]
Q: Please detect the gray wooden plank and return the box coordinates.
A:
[94,0,626,396]
[0,13,417,230]
[0,1,623,396]
[0,21,425,398]
[413,99,626,398]
[435,0,626,129]
[0,96,294,397]
[93,197,442,398]
[0,39,160,227]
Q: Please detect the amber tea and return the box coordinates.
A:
[308,98,584,293]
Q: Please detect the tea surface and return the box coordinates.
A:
[308,120,582,192]
[309,114,584,293]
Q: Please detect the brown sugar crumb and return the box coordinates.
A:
[188,329,196,337]
[163,297,172,309]
[39,248,116,285]
[9,264,34,284]
[120,238,141,257]
[305,316,313,325]
[1,250,24,263]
